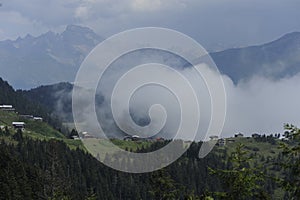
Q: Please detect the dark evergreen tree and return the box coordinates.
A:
[277,124,300,199]
[209,144,270,200]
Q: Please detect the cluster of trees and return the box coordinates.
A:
[207,124,300,200]
[208,143,273,199]
[0,131,204,199]
[2,125,300,199]
[252,134,280,144]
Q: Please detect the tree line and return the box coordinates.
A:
[1,124,299,199]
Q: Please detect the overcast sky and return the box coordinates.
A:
[0,0,299,137]
[1,0,300,50]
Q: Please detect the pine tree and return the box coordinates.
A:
[209,144,269,200]
[277,124,300,199]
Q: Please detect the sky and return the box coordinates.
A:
[1,0,300,51]
[0,0,300,138]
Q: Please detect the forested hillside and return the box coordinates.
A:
[21,82,104,123]
[1,77,300,199]
[0,78,65,132]
[21,82,73,122]
[1,124,300,199]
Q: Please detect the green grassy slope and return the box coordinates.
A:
[0,109,84,150]
[0,109,63,138]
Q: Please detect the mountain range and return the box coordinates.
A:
[1,25,300,88]
[211,32,300,83]
[0,25,103,89]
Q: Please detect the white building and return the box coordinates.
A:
[0,105,15,111]
[209,135,219,141]
[124,135,141,141]
[81,131,94,139]
[12,122,25,129]
[33,117,43,121]
[71,135,80,140]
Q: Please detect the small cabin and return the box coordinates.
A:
[209,135,219,141]
[81,131,94,139]
[20,115,34,119]
[33,117,43,121]
[156,137,165,142]
[131,135,140,141]
[252,133,260,138]
[83,134,94,138]
[123,135,140,141]
[12,122,25,129]
[124,136,132,141]
[0,105,15,111]
[71,135,80,140]
[217,138,226,146]
[227,139,235,143]
[234,133,244,138]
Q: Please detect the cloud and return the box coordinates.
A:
[1,0,300,139]
[70,48,300,140]
[131,0,162,12]
[71,49,214,140]
[223,74,300,137]
[2,0,77,25]
[130,0,187,12]
[75,5,89,19]
[2,0,300,50]
[0,10,47,39]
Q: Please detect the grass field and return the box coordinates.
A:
[0,109,64,139]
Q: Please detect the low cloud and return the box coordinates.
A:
[223,74,300,137]
[69,49,300,140]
